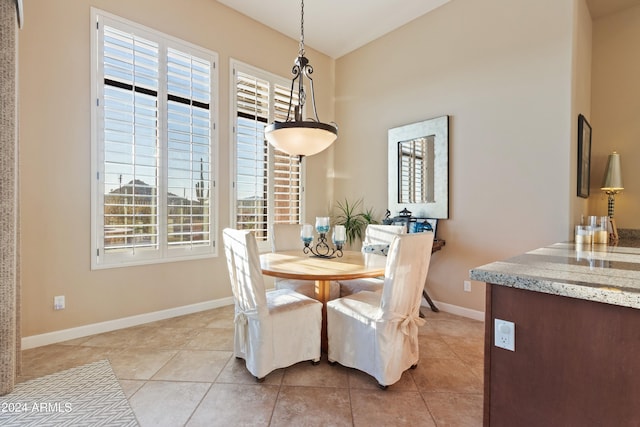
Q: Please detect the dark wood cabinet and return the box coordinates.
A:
[484,283,640,426]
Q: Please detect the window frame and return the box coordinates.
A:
[229,59,306,252]
[90,8,219,269]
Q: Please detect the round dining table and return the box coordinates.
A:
[260,250,387,351]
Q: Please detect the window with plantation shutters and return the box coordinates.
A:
[91,9,218,269]
[231,60,304,245]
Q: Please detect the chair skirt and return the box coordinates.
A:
[235,289,322,379]
[327,291,420,387]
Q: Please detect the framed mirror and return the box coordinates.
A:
[388,116,449,218]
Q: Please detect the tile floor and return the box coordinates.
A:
[19,305,484,426]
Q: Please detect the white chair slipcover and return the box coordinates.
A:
[338,224,406,297]
[327,232,434,388]
[270,223,340,300]
[223,228,322,380]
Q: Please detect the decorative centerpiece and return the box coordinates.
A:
[300,217,345,258]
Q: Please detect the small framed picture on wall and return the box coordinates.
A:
[577,114,592,198]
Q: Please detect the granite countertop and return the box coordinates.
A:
[470,240,640,310]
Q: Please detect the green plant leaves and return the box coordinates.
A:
[332,198,378,245]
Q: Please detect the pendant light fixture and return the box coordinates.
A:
[264,0,338,158]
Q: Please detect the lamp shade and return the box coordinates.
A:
[600,151,624,191]
[265,121,338,157]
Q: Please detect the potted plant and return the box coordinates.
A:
[333,199,379,247]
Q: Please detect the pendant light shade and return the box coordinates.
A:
[264,0,338,157]
[265,121,337,157]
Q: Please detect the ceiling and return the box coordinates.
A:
[216,0,450,59]
[217,0,640,59]
[587,0,640,19]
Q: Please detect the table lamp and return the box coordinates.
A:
[601,151,623,241]
[600,151,624,218]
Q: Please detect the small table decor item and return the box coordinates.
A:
[301,217,345,258]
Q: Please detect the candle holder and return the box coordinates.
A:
[300,220,345,258]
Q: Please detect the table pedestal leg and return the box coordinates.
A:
[315,279,331,352]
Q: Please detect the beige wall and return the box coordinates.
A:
[333,0,576,312]
[18,0,606,336]
[571,0,593,226]
[590,4,640,228]
[18,0,334,336]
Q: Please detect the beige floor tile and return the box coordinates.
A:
[134,327,202,350]
[147,311,218,329]
[129,380,210,427]
[18,344,110,381]
[271,386,352,427]
[108,348,177,380]
[429,319,485,339]
[282,358,348,388]
[204,306,236,329]
[205,317,235,329]
[187,383,279,427]
[18,305,485,426]
[58,335,94,346]
[185,328,234,351]
[152,350,232,382]
[119,379,146,398]
[419,335,458,359]
[350,389,436,427]
[215,356,284,385]
[348,366,418,391]
[423,392,484,427]
[80,325,150,348]
[412,357,483,394]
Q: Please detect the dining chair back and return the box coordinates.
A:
[327,232,434,388]
[338,224,406,296]
[364,224,407,245]
[223,228,322,380]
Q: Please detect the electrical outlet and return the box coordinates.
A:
[54,295,65,310]
[463,280,471,292]
[494,318,515,351]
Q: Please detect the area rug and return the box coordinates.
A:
[0,359,138,426]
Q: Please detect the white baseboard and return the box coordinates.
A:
[422,299,485,321]
[21,297,235,350]
[23,295,483,350]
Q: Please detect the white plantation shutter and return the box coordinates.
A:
[102,25,160,253]
[272,84,302,224]
[235,73,269,240]
[232,61,303,244]
[92,10,218,268]
[166,49,212,248]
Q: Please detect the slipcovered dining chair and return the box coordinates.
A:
[222,228,322,381]
[338,224,406,297]
[327,232,434,388]
[270,223,340,300]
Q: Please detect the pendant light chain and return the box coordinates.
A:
[263,0,338,157]
[299,0,305,57]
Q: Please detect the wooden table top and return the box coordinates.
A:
[260,250,387,282]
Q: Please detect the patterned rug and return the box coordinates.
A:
[0,360,138,426]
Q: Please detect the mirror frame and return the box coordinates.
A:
[388,116,449,219]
